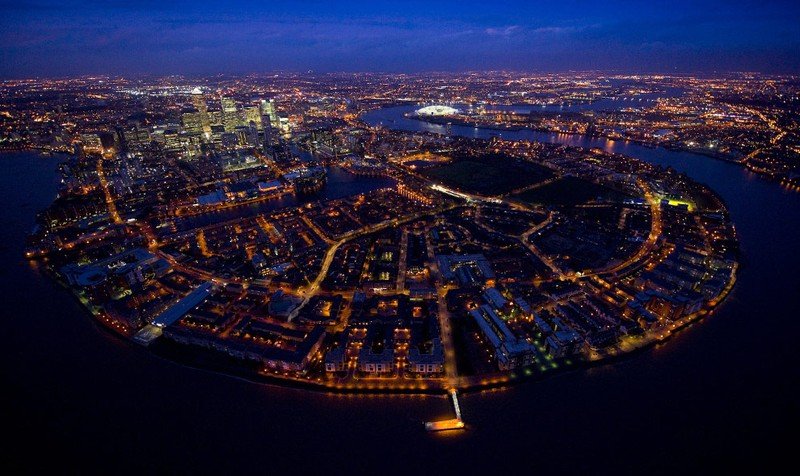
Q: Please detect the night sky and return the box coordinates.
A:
[1,0,799,77]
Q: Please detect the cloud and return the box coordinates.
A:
[485,25,520,37]
[530,26,581,35]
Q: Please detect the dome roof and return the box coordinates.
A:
[415,105,460,116]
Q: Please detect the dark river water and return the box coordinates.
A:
[174,167,394,232]
[4,105,799,475]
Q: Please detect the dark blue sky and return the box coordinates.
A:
[1,0,799,77]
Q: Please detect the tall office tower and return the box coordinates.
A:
[234,126,251,147]
[221,96,241,132]
[162,129,182,153]
[246,122,260,147]
[124,125,151,153]
[260,99,278,127]
[262,117,274,155]
[191,88,212,136]
[208,110,223,128]
[244,106,262,129]
[181,109,203,135]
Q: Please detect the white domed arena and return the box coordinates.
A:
[415,105,460,116]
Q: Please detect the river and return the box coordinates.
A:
[4,114,798,474]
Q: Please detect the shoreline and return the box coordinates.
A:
[403,111,795,189]
[18,132,741,398]
[46,255,738,397]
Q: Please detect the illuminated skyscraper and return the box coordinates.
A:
[221,96,241,132]
[244,106,262,129]
[260,99,278,127]
[181,109,204,135]
[191,88,212,136]
[262,120,273,153]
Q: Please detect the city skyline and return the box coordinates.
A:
[3,2,799,473]
[2,1,799,77]
[9,71,749,402]
[5,69,796,472]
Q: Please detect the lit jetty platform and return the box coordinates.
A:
[425,418,465,432]
[425,389,465,432]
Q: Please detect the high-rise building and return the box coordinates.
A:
[234,126,250,147]
[260,99,278,127]
[181,109,204,135]
[124,126,151,153]
[191,88,212,136]
[162,129,182,153]
[262,115,276,154]
[244,106,262,129]
[208,110,223,128]
[246,122,260,147]
[221,96,241,132]
[191,88,207,114]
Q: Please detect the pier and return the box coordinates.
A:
[425,389,465,432]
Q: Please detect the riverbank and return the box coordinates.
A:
[42,246,738,397]
[6,122,798,473]
[23,129,741,398]
[402,106,800,193]
[409,112,753,167]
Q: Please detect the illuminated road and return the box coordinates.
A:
[518,214,566,278]
[300,215,336,245]
[517,212,564,277]
[96,157,122,224]
[287,236,346,321]
[591,179,662,278]
[395,229,409,292]
[425,225,459,389]
[506,176,558,196]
